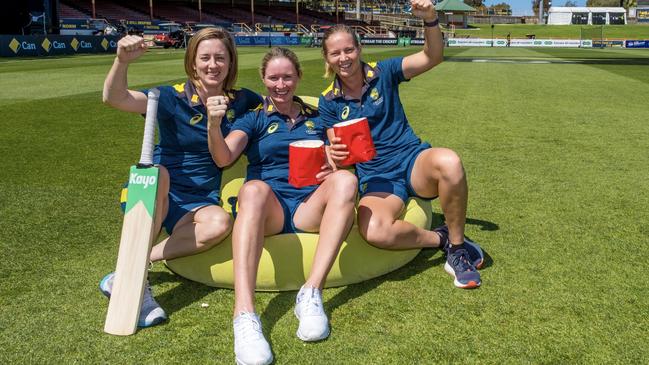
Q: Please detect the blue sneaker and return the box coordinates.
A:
[444,247,481,289]
[99,272,167,328]
[433,225,485,269]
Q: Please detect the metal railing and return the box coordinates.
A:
[252,23,314,34]
[296,23,311,34]
[232,22,253,33]
[368,14,423,35]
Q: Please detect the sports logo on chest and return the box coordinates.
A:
[267,122,279,134]
[341,106,350,120]
[304,120,318,135]
[189,114,204,125]
[226,109,235,122]
[370,88,383,106]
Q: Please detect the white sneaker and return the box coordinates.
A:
[98,272,167,328]
[294,286,330,341]
[233,312,273,365]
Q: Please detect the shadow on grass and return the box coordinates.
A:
[149,213,497,337]
[261,213,498,341]
[430,212,499,232]
[432,212,497,269]
[464,215,496,269]
[325,248,445,319]
[467,217,499,232]
[256,250,447,348]
[260,292,296,349]
[149,271,214,316]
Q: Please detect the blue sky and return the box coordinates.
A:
[482,0,588,16]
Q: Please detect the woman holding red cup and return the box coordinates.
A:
[332,117,376,166]
[318,0,485,290]
[207,47,357,365]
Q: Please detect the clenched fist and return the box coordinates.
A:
[116,35,147,64]
[206,95,229,129]
[410,0,437,22]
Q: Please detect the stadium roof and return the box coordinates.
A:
[435,0,477,12]
[548,7,626,13]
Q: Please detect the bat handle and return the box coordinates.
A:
[139,89,160,168]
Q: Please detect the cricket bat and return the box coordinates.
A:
[104,89,161,336]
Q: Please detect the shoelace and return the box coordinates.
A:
[298,288,324,316]
[449,248,475,273]
[141,283,156,306]
[236,312,263,340]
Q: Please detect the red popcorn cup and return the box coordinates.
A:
[333,117,376,166]
[289,140,326,188]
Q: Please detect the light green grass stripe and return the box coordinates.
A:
[0,47,410,106]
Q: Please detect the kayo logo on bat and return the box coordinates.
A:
[130,173,157,189]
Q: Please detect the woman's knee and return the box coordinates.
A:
[195,208,232,247]
[357,210,395,249]
[328,170,358,200]
[433,148,465,182]
[237,181,272,208]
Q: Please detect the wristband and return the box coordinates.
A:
[423,18,439,27]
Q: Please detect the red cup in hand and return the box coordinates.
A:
[333,117,376,166]
[289,140,326,188]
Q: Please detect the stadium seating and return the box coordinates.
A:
[59,3,90,18]
[209,5,254,24]
[61,0,150,21]
[125,1,227,24]
[252,6,333,26]
[320,0,410,14]
[58,0,376,31]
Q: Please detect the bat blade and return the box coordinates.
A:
[104,165,159,336]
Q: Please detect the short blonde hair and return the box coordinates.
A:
[260,47,303,79]
[184,27,238,91]
[321,24,361,78]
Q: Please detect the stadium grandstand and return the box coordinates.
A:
[3,0,448,57]
[9,0,525,42]
[54,0,431,38]
[20,0,645,57]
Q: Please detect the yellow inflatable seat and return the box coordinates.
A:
[165,96,432,291]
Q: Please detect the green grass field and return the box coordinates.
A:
[1,46,649,364]
[450,24,649,39]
